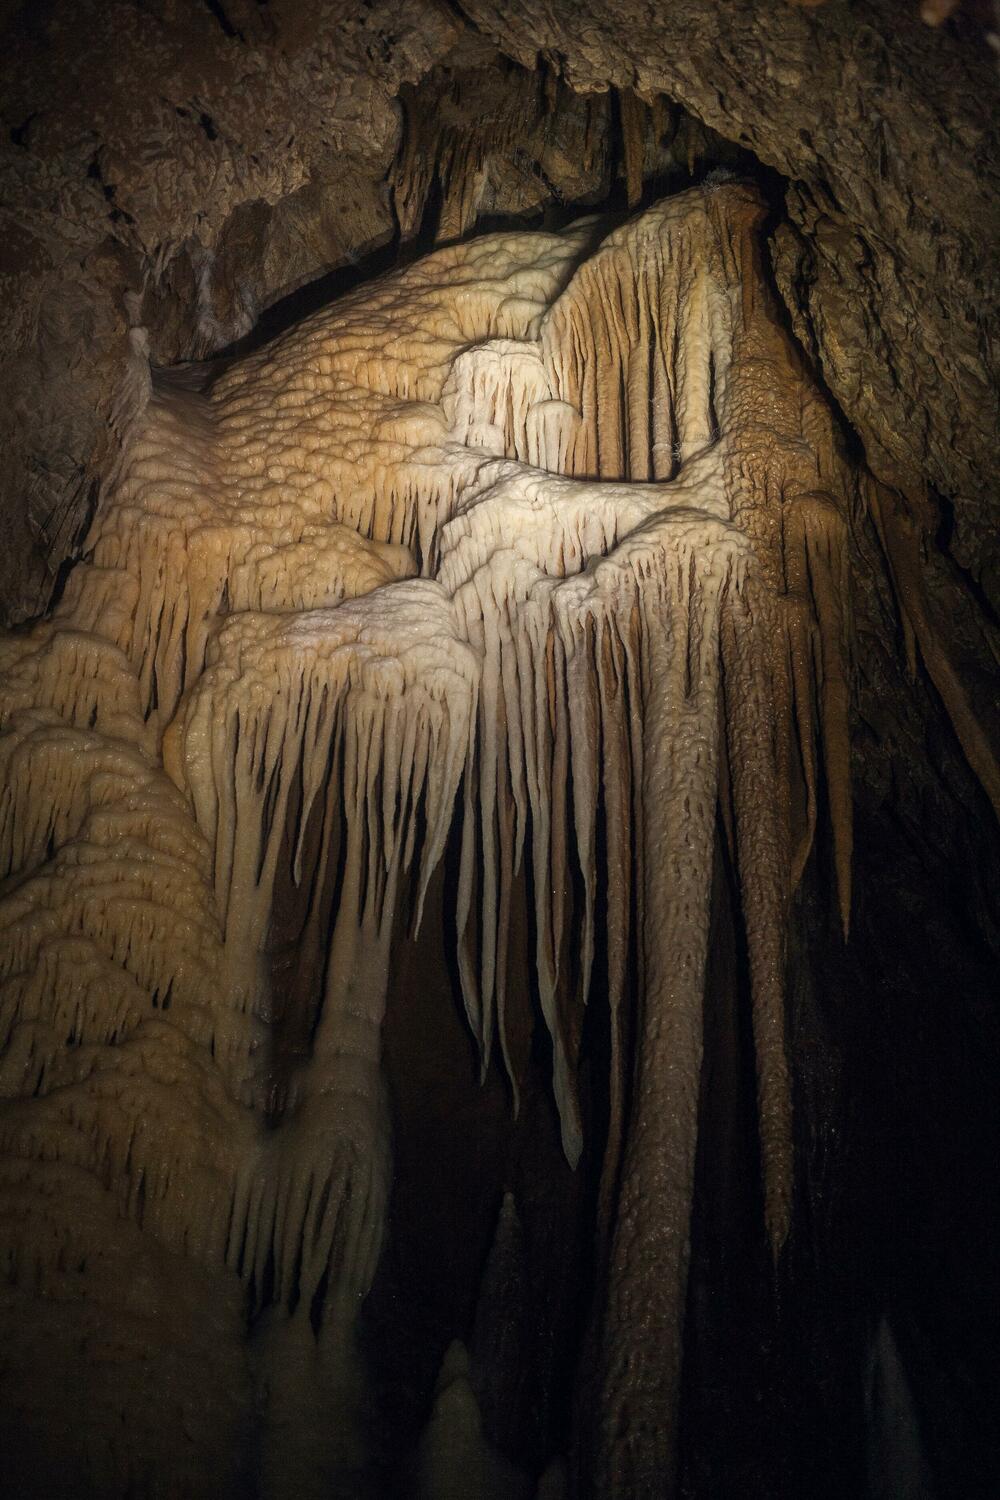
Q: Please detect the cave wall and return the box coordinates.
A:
[1,0,997,623]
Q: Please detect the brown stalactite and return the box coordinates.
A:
[869,478,1000,821]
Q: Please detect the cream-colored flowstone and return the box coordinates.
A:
[0,183,859,1497]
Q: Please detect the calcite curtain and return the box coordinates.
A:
[1,182,863,1496]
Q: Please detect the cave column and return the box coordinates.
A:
[589,552,726,1497]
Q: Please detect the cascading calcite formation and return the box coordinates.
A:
[0,182,858,1498]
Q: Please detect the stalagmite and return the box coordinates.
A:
[414,1341,534,1500]
[0,182,865,1496]
[470,1192,530,1456]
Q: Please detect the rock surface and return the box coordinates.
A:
[1,0,997,623]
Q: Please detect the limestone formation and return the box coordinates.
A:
[0,179,861,1494]
[0,5,996,1499]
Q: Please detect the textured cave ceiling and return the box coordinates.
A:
[0,3,998,1499]
[0,0,997,629]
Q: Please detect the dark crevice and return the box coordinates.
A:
[433,0,479,32]
[932,486,1000,632]
[209,96,783,370]
[207,233,404,366]
[201,0,243,42]
[8,114,33,146]
[85,152,137,227]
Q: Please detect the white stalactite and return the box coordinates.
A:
[0,182,862,1495]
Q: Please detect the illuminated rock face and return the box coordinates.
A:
[0,183,859,1498]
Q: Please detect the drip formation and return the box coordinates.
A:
[0,182,887,1495]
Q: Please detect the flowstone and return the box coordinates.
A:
[0,182,861,1497]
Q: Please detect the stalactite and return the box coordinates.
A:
[165,581,479,1326]
[414,1341,533,1500]
[720,574,794,1256]
[0,182,870,1495]
[390,62,611,250]
[783,491,854,936]
[870,478,1000,820]
[585,517,749,1498]
[618,89,646,209]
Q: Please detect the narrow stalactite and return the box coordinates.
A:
[0,182,870,1496]
[588,526,741,1499]
[869,478,1000,821]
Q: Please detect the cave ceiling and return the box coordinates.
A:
[0,0,997,623]
[0,2,998,1497]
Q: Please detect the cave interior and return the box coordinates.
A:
[0,3,998,1498]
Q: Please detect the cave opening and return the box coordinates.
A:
[0,5,998,1500]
